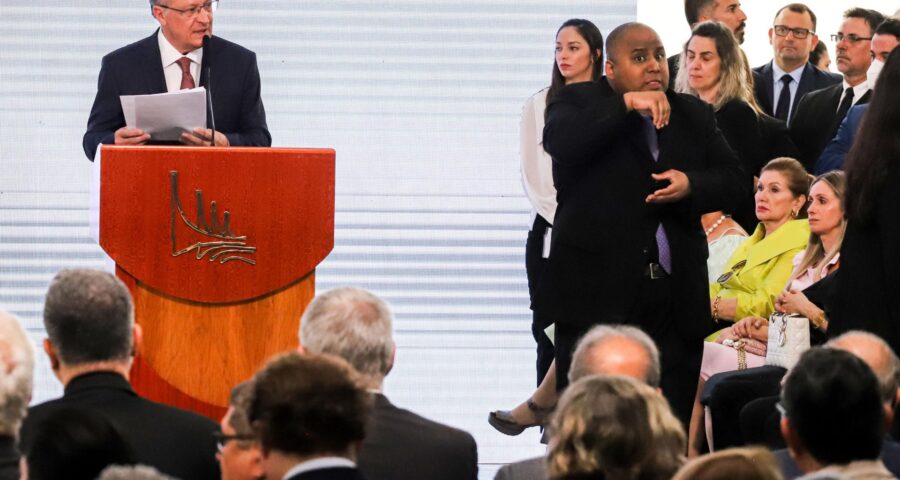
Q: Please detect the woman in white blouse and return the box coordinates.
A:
[489,18,604,436]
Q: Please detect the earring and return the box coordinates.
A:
[791,209,798,218]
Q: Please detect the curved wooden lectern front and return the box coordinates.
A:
[95,145,335,420]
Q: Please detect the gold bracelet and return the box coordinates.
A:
[713,296,721,323]
[811,310,828,330]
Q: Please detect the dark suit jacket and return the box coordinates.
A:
[538,80,745,347]
[774,440,900,479]
[494,456,546,480]
[830,165,900,356]
[814,103,867,174]
[288,467,367,480]
[0,436,18,480]
[358,394,478,480]
[790,83,871,172]
[752,61,841,123]
[83,31,271,160]
[19,372,220,480]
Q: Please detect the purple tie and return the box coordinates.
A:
[642,116,672,274]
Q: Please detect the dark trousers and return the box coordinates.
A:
[525,214,554,387]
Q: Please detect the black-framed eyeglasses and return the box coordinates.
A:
[831,33,872,43]
[717,259,747,284]
[213,431,255,452]
[775,401,788,418]
[773,25,813,39]
[157,0,218,17]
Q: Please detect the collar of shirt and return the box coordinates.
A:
[841,79,870,107]
[157,30,203,92]
[772,62,805,86]
[282,457,356,479]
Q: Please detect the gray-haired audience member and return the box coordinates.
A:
[218,382,264,480]
[495,325,663,480]
[18,268,220,480]
[98,465,177,480]
[246,352,369,480]
[775,331,900,478]
[299,287,478,480]
[0,311,35,479]
[780,347,895,479]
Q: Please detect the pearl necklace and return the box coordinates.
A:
[704,214,729,236]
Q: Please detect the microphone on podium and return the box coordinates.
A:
[202,35,217,146]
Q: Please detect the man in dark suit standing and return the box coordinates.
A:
[82,0,271,160]
[790,8,884,170]
[669,0,748,77]
[299,287,478,480]
[18,269,220,480]
[538,22,745,427]
[247,353,369,480]
[753,4,841,125]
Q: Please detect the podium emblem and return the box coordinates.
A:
[170,171,257,265]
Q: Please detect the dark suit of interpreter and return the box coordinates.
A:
[537,79,746,426]
[19,372,220,480]
[82,31,271,160]
[790,82,871,171]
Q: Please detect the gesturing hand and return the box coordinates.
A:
[624,91,670,128]
[646,170,691,203]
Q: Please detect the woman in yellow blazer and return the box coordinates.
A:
[688,157,811,455]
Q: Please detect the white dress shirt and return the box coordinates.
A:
[519,87,556,226]
[837,79,870,112]
[158,30,202,92]
[282,457,356,479]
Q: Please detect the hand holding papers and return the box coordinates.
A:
[120,87,207,141]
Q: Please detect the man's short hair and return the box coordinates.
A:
[99,465,176,480]
[685,0,716,27]
[299,287,394,382]
[826,330,900,405]
[43,269,134,366]
[774,4,818,31]
[844,8,887,35]
[227,381,256,443]
[0,311,35,435]
[781,347,884,465]
[606,22,656,63]
[247,352,370,458]
[875,18,900,38]
[568,325,661,388]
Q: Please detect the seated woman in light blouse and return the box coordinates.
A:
[689,169,847,454]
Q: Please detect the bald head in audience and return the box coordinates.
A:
[568,324,661,388]
[827,331,900,419]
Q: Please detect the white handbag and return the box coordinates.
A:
[764,312,810,369]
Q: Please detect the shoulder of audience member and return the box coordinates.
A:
[549,80,610,107]
[668,89,716,117]
[379,400,476,445]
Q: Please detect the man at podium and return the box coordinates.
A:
[82,0,271,161]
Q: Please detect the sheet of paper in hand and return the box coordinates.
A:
[120,87,207,141]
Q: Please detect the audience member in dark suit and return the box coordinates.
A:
[494,325,663,480]
[815,18,900,173]
[0,311,34,480]
[780,348,894,479]
[18,269,220,480]
[537,22,745,428]
[217,382,264,480]
[752,4,841,124]
[771,331,900,478]
[790,8,884,170]
[299,287,478,480]
[668,0,748,79]
[247,353,369,480]
[23,406,137,480]
[831,47,900,357]
[83,0,271,160]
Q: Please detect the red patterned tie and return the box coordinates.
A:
[176,57,195,90]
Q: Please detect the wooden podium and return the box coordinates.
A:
[93,145,335,420]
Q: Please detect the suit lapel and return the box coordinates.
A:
[793,63,818,114]
[759,62,775,114]
[741,220,808,272]
[144,30,168,94]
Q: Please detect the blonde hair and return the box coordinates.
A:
[675,21,759,113]
[547,375,685,479]
[672,447,784,480]
[790,171,846,283]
